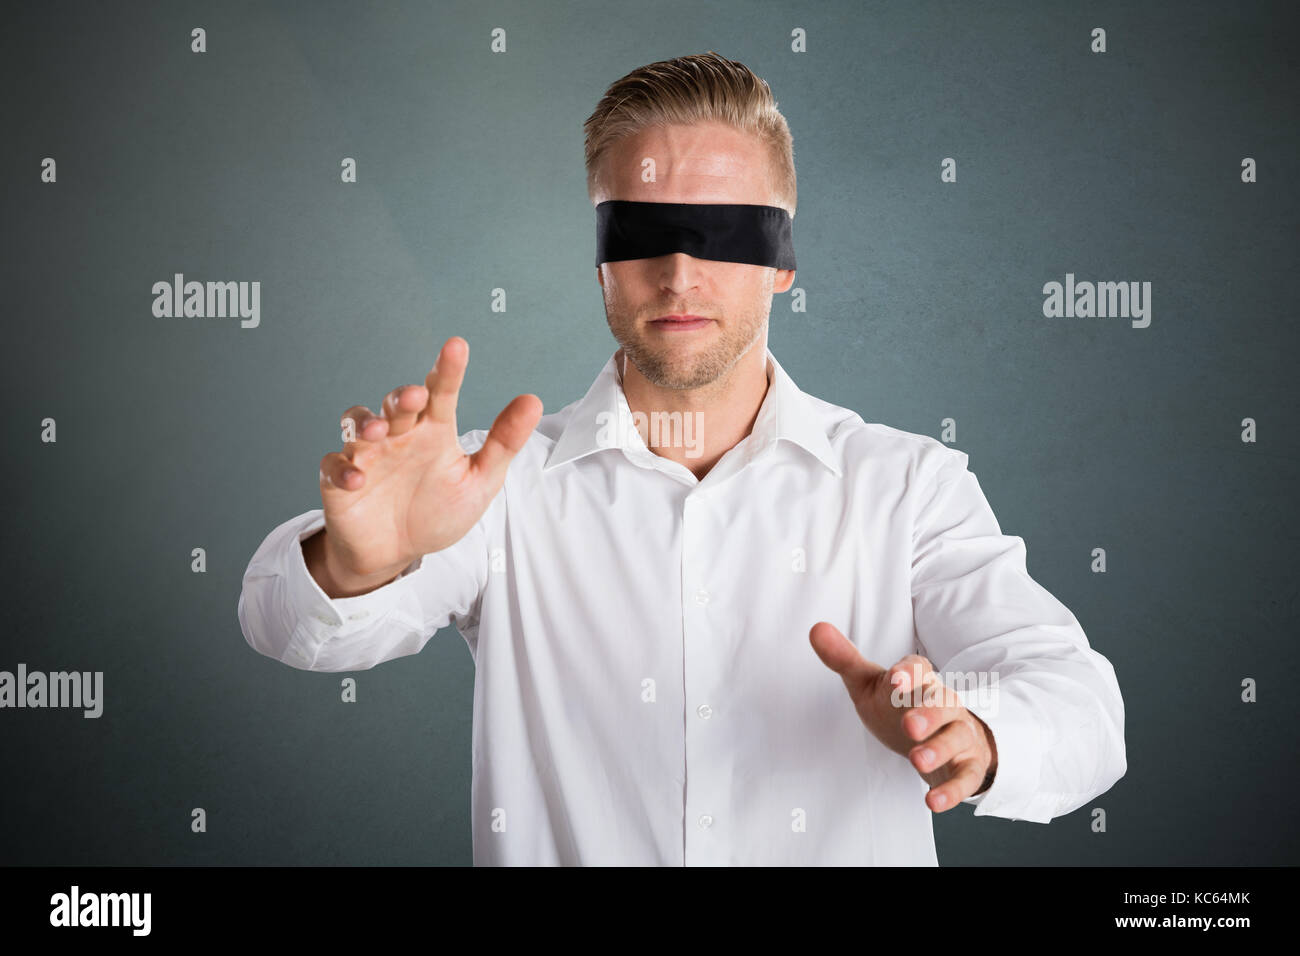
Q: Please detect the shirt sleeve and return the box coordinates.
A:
[909,443,1127,824]
[237,429,496,672]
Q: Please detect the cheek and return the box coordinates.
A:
[609,261,649,283]
[604,265,653,302]
[720,264,772,295]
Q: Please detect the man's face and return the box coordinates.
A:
[593,121,795,389]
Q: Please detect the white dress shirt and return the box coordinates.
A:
[238,347,1126,865]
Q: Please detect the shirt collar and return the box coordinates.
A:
[542,347,842,477]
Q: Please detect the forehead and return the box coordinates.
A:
[597,121,773,205]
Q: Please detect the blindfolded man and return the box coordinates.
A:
[239,51,1126,866]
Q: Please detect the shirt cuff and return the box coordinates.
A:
[957,683,1056,823]
[280,511,428,669]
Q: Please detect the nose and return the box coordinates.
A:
[657,252,705,294]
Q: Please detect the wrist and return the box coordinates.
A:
[307,529,409,598]
[972,713,998,795]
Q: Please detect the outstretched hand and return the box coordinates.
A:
[314,335,542,593]
[809,621,997,813]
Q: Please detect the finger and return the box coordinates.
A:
[892,663,964,740]
[339,405,386,459]
[808,622,884,695]
[926,756,987,813]
[886,654,936,698]
[423,336,468,427]
[319,450,364,492]
[908,717,976,775]
[901,691,969,742]
[469,393,544,485]
[383,384,427,437]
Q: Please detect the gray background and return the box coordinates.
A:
[3,0,1296,865]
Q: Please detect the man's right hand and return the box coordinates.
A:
[308,336,542,597]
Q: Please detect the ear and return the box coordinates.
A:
[596,266,605,289]
[773,268,795,294]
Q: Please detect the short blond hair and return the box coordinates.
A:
[584,52,797,217]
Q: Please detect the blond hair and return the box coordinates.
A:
[584,52,796,217]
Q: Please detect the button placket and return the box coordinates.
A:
[682,491,724,861]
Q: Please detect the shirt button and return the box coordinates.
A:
[314,612,337,626]
[696,704,713,719]
[347,610,370,620]
[694,588,710,605]
[698,814,714,829]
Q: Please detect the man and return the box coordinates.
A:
[239,52,1126,865]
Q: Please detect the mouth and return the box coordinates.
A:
[649,314,712,331]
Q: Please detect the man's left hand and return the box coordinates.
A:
[809,621,998,813]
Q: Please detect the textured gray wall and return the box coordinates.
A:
[3,0,1296,865]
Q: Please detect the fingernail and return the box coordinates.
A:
[919,748,935,767]
[933,793,948,809]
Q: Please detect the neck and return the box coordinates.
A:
[617,339,770,481]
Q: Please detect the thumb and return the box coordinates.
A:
[471,394,543,484]
[809,621,885,694]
